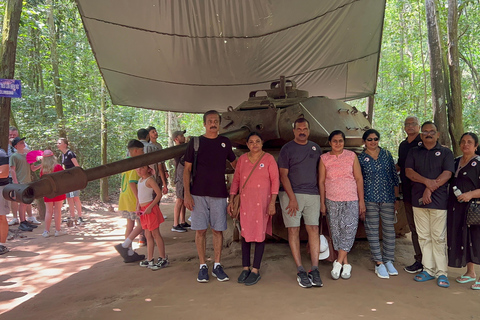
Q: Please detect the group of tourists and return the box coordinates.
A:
[0,127,84,254]
[179,110,479,290]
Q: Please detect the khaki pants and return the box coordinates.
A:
[412,207,448,277]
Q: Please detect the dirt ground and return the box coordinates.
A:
[0,201,479,320]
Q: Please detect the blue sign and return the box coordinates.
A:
[0,79,21,98]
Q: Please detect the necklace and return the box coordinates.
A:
[366,147,380,159]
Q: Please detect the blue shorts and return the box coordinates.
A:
[191,195,227,231]
[66,190,80,198]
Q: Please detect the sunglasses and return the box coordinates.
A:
[366,137,379,142]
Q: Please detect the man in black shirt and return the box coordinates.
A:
[184,110,237,283]
[397,116,424,273]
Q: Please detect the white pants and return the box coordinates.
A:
[412,207,448,277]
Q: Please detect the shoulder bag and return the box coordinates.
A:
[231,152,265,220]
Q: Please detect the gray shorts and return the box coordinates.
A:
[191,195,227,231]
[121,210,140,222]
[175,181,184,199]
[0,185,9,216]
[66,190,80,198]
[279,191,320,227]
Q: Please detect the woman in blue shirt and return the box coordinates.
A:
[358,129,399,279]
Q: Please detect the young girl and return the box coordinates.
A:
[40,150,67,237]
[135,165,168,270]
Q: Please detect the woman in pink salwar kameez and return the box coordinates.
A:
[228,132,279,286]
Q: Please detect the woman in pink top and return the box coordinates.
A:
[228,132,279,286]
[319,130,366,280]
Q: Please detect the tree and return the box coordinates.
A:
[425,0,451,147]
[0,0,22,150]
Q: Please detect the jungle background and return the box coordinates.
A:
[1,0,479,200]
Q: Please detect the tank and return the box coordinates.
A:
[3,76,409,239]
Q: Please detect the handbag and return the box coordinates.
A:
[466,199,480,226]
[231,152,265,220]
[320,215,338,263]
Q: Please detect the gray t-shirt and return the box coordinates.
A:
[278,140,322,195]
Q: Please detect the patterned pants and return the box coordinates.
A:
[326,199,359,252]
[364,202,396,263]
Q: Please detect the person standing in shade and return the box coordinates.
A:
[405,121,454,288]
[56,138,83,224]
[397,116,424,274]
[358,129,400,279]
[447,132,480,290]
[278,118,323,288]
[171,130,190,232]
[319,130,365,281]
[184,110,237,283]
[9,137,39,232]
[0,147,10,254]
[228,132,279,286]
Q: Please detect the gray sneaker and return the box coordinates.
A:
[297,271,313,288]
[308,269,323,287]
[212,265,229,282]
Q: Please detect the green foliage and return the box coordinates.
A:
[2,0,480,200]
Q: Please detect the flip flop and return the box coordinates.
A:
[414,271,435,282]
[437,275,450,288]
[456,275,476,284]
[472,281,480,290]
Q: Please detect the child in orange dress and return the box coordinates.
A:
[135,166,168,270]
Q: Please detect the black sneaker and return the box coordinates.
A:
[124,252,145,263]
[114,243,129,260]
[24,221,38,229]
[197,265,209,283]
[244,271,261,286]
[171,224,187,233]
[77,217,85,224]
[404,261,423,274]
[212,265,230,282]
[156,257,170,269]
[180,222,191,229]
[308,269,323,287]
[0,245,9,255]
[139,259,151,267]
[297,271,313,288]
[18,222,33,232]
[237,270,251,283]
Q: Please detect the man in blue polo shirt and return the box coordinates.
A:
[405,121,454,288]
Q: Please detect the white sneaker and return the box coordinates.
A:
[341,264,352,279]
[27,216,41,225]
[8,218,19,226]
[42,230,50,238]
[331,260,342,280]
[55,230,66,237]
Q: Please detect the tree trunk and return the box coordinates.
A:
[425,0,451,147]
[100,80,109,201]
[367,95,374,125]
[47,0,66,138]
[447,0,464,156]
[0,0,22,150]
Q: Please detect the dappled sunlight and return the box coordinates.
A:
[0,209,131,315]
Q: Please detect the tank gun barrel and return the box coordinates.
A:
[3,127,250,204]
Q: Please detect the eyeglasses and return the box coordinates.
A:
[366,137,379,142]
[421,131,437,136]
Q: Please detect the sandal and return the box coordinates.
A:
[437,275,450,288]
[456,275,476,284]
[472,281,480,290]
[414,271,435,282]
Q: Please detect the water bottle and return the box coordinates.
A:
[453,186,463,202]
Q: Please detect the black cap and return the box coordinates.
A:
[12,137,26,147]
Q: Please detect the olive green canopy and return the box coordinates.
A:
[75,0,386,112]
